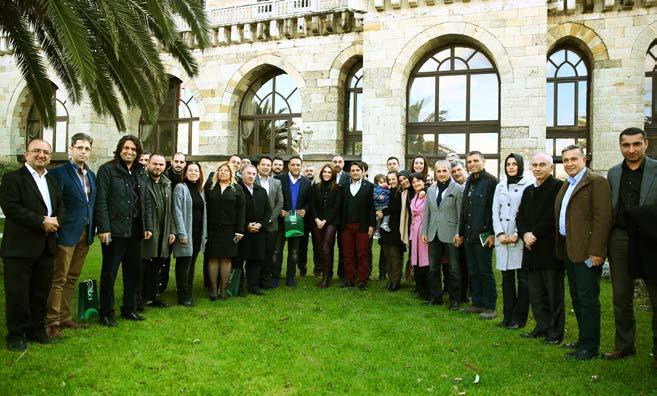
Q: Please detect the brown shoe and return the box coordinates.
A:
[602,349,636,360]
[60,320,88,329]
[45,326,63,339]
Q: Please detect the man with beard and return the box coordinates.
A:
[272,156,285,176]
[158,152,186,294]
[255,156,284,289]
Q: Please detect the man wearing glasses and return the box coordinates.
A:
[45,133,97,338]
[0,139,64,351]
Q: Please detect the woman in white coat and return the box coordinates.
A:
[492,153,533,329]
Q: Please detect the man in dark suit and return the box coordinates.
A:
[457,151,498,320]
[274,155,311,287]
[238,165,272,295]
[332,155,350,280]
[604,128,657,366]
[0,139,64,351]
[340,161,376,289]
[45,133,96,339]
[95,135,153,327]
[255,156,284,290]
[516,153,565,345]
[555,144,612,360]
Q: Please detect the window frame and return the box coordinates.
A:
[344,62,363,157]
[25,87,69,161]
[644,41,657,158]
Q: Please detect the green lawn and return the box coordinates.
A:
[0,242,655,395]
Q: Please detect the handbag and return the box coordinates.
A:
[77,279,99,321]
[284,213,304,238]
[227,267,243,297]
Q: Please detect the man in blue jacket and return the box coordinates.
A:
[45,133,97,338]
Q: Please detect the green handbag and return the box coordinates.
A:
[227,267,242,297]
[284,213,304,238]
[77,279,99,321]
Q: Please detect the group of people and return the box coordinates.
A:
[1,129,656,369]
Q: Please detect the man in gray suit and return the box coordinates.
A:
[422,160,464,310]
[604,127,657,366]
[255,156,284,290]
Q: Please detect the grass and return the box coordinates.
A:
[0,242,656,395]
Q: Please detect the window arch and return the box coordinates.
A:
[239,71,302,156]
[406,45,500,175]
[139,76,200,156]
[344,63,363,156]
[644,42,657,158]
[26,86,69,155]
[546,47,590,175]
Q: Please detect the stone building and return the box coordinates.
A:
[0,0,656,177]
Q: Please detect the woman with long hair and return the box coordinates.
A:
[409,173,430,301]
[411,155,429,181]
[310,164,342,288]
[172,162,207,306]
[204,162,245,300]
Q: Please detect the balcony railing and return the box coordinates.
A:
[175,0,359,31]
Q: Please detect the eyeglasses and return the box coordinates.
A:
[73,146,92,152]
[28,148,51,155]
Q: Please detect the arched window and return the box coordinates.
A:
[406,45,500,174]
[239,71,302,155]
[645,42,657,157]
[344,63,363,156]
[26,86,69,154]
[546,48,590,176]
[139,76,200,156]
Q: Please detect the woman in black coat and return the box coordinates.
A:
[310,164,342,288]
[379,171,407,291]
[205,162,245,300]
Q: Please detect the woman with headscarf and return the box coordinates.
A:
[492,153,534,329]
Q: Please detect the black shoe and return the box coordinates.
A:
[299,267,307,277]
[28,332,57,345]
[543,337,563,345]
[449,301,459,311]
[121,312,145,321]
[136,305,145,313]
[506,322,522,330]
[496,320,510,328]
[146,299,169,308]
[520,330,545,339]
[249,289,265,296]
[340,280,354,288]
[182,300,194,307]
[424,297,442,306]
[565,350,597,361]
[357,281,367,290]
[286,277,297,287]
[7,340,27,352]
[99,316,118,327]
[562,342,578,350]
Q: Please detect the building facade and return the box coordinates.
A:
[0,0,656,176]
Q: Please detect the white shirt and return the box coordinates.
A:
[350,179,362,196]
[244,183,254,196]
[258,175,270,195]
[289,173,300,185]
[25,163,53,216]
[559,167,587,236]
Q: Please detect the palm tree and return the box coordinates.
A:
[0,0,210,131]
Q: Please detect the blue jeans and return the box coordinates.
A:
[464,242,496,310]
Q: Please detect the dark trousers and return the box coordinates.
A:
[3,251,54,343]
[428,239,460,303]
[342,223,370,283]
[157,255,171,294]
[100,235,142,318]
[245,259,262,292]
[312,224,337,278]
[298,230,309,273]
[336,230,344,279]
[382,244,403,288]
[272,234,300,280]
[378,245,387,280]
[459,245,469,302]
[414,265,430,299]
[142,257,166,303]
[608,228,657,354]
[528,269,565,340]
[564,243,602,354]
[175,249,199,303]
[260,230,279,288]
[501,268,529,326]
[464,242,496,310]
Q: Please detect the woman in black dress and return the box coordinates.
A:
[310,164,342,288]
[205,162,245,300]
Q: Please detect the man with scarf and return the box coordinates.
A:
[422,160,464,309]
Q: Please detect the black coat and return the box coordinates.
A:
[626,204,657,285]
[309,183,342,226]
[380,188,405,248]
[95,159,153,238]
[340,179,376,233]
[459,170,498,243]
[238,182,271,261]
[205,183,245,234]
[516,175,564,271]
[0,166,65,257]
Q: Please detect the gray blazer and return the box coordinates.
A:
[608,156,657,216]
[422,180,464,243]
[172,183,207,257]
[255,175,284,231]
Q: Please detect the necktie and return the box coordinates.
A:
[78,168,90,201]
